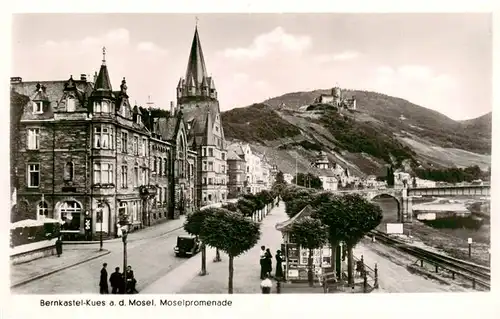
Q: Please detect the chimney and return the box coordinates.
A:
[10,77,22,84]
[170,101,175,116]
[80,74,87,81]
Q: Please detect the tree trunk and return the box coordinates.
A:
[330,240,337,280]
[308,248,314,287]
[215,248,221,262]
[347,244,354,285]
[228,254,234,294]
[200,242,207,276]
[335,244,342,280]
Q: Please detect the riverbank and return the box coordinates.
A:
[402,220,490,266]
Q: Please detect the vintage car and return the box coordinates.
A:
[174,235,201,257]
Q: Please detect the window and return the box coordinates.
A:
[27,128,40,150]
[133,136,139,155]
[33,101,43,114]
[27,163,40,188]
[153,157,157,173]
[132,201,138,221]
[236,175,240,182]
[120,132,128,153]
[208,194,212,201]
[163,187,167,202]
[118,202,127,218]
[208,162,214,171]
[94,163,114,184]
[37,201,48,219]
[141,168,147,185]
[134,164,139,187]
[164,158,168,175]
[203,177,207,185]
[121,165,128,188]
[247,166,250,173]
[222,165,226,174]
[208,148,214,157]
[94,101,110,113]
[136,114,141,124]
[66,97,75,112]
[202,148,206,157]
[203,161,207,171]
[94,126,113,149]
[215,126,219,132]
[222,153,225,160]
[158,188,162,204]
[60,201,82,231]
[64,162,74,181]
[122,104,127,117]
[141,138,147,157]
[208,178,213,185]
[158,157,162,176]
[237,164,241,170]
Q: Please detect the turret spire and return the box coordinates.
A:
[102,46,106,65]
[91,47,113,98]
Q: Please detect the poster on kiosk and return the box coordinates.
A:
[283,243,332,281]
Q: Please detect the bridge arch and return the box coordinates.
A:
[369,193,402,222]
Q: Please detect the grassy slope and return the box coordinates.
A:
[222,90,491,176]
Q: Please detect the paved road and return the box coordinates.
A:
[11,222,193,294]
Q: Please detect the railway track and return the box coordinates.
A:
[369,230,490,290]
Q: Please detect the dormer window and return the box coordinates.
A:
[66,97,75,112]
[33,101,43,114]
[122,104,127,118]
[94,101,111,114]
[136,115,141,124]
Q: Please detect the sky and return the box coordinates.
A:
[11,13,492,120]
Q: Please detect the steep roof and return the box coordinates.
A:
[227,149,244,161]
[91,52,113,99]
[275,205,314,232]
[185,27,208,87]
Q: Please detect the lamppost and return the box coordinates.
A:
[97,203,104,251]
[119,216,130,294]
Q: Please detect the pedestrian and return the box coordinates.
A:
[109,267,122,294]
[275,250,284,280]
[126,265,138,294]
[99,263,109,294]
[260,273,273,294]
[264,248,273,277]
[55,236,63,257]
[259,246,266,279]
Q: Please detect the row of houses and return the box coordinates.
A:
[9,26,230,240]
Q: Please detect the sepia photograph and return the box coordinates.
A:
[8,12,492,297]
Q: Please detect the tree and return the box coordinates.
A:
[291,172,323,189]
[313,194,382,284]
[386,166,395,187]
[184,209,212,276]
[221,202,239,213]
[237,198,256,217]
[200,208,261,293]
[275,171,286,184]
[289,217,328,286]
[284,188,316,218]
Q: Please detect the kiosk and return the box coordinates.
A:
[275,205,333,282]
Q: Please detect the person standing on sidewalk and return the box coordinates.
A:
[260,274,273,294]
[99,263,109,294]
[275,250,284,280]
[260,246,266,279]
[109,267,122,294]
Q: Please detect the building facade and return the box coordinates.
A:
[11,50,196,239]
[226,148,246,198]
[176,27,228,206]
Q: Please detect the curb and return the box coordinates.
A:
[11,250,111,289]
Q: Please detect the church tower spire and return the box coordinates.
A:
[177,25,217,103]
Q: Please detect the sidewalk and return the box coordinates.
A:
[143,203,288,294]
[10,248,110,288]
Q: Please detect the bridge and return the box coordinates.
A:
[332,184,490,222]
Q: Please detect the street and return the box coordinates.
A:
[11,218,192,294]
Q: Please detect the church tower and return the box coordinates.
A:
[177,24,227,207]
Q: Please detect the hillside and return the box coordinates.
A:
[221,89,491,177]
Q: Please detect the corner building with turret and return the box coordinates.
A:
[176,27,228,206]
